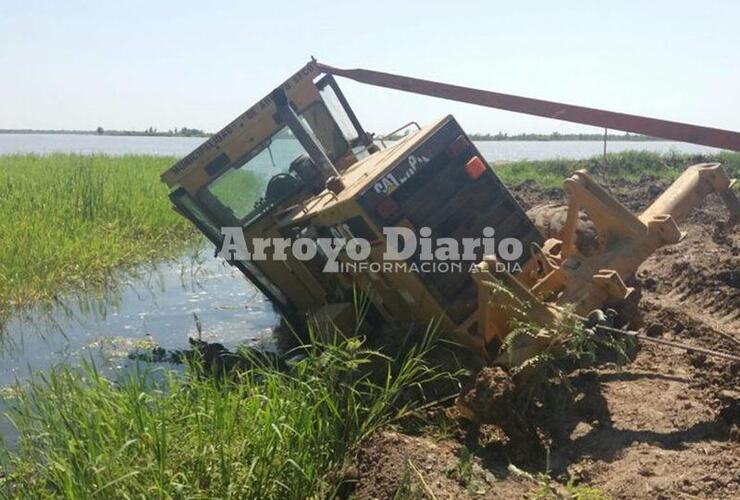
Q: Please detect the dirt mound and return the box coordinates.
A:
[638,226,740,338]
[348,179,740,499]
[455,367,516,424]
[350,430,534,499]
[527,203,601,256]
[509,179,564,210]
[454,366,551,463]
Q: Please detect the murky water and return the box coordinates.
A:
[0,248,277,382]
[0,246,278,443]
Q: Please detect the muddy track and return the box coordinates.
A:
[347,176,739,499]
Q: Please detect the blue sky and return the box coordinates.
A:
[1,1,738,135]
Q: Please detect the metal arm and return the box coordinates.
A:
[317,62,740,152]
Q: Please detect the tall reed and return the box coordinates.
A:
[494,150,740,188]
[0,325,459,498]
[0,154,260,316]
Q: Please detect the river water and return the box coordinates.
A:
[0,133,723,160]
[0,249,278,445]
[0,133,727,442]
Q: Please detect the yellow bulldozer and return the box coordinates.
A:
[161,59,740,366]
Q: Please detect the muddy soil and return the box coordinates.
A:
[347,175,739,499]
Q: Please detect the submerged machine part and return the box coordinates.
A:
[161,60,740,364]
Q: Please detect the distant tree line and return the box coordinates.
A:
[468,131,664,141]
[1,127,210,137]
[1,128,665,142]
[112,126,208,137]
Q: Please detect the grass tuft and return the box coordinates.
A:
[0,325,459,498]
[494,150,740,188]
[0,154,217,317]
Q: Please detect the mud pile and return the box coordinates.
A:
[346,176,739,499]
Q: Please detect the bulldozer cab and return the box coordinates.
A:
[161,61,372,192]
[161,61,374,322]
[161,60,541,339]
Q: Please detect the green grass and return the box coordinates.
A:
[205,167,267,221]
[4,150,736,318]
[527,472,609,500]
[0,328,458,499]
[0,154,209,316]
[494,150,740,188]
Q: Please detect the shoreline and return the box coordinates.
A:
[0,129,210,138]
[1,129,670,142]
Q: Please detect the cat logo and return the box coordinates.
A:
[374,173,400,194]
[373,153,430,195]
